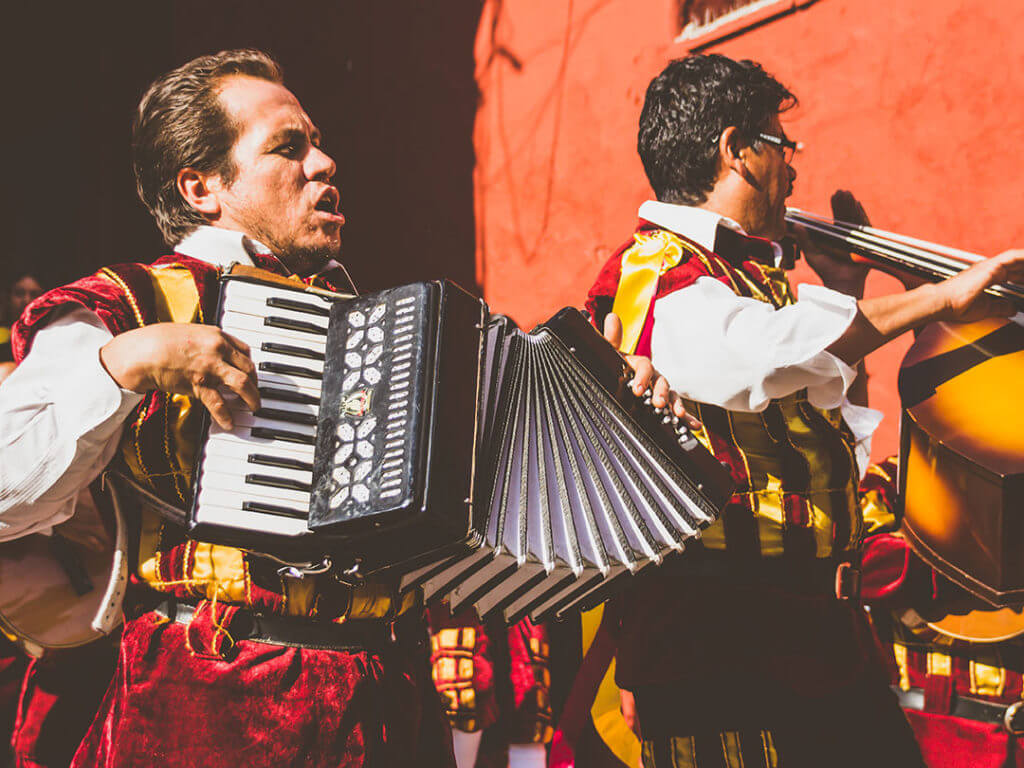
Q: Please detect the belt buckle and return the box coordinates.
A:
[835,562,860,600]
[1004,701,1024,735]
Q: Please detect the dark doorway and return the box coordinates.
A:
[1,1,482,295]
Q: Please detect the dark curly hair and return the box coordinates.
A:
[132,49,284,246]
[638,54,796,204]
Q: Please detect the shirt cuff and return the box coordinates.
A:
[793,283,860,409]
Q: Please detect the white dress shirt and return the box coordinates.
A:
[638,200,883,475]
[0,227,268,541]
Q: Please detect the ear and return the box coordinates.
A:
[719,125,751,177]
[176,167,222,218]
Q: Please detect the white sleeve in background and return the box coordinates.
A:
[650,276,861,413]
[0,308,144,541]
[508,743,547,768]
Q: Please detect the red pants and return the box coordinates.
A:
[13,640,117,768]
[71,611,454,768]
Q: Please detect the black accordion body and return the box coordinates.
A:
[189,273,733,623]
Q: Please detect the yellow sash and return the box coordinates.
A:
[609,230,698,354]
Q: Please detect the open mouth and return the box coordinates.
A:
[314,188,340,215]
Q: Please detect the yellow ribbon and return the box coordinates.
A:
[610,230,695,354]
[581,605,640,767]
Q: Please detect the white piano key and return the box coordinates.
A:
[219,310,327,339]
[200,467,312,506]
[226,399,319,422]
[193,501,309,537]
[196,486,306,514]
[201,454,313,486]
[219,325,327,355]
[207,427,316,461]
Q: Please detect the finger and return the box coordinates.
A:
[221,331,252,358]
[625,355,653,396]
[670,391,702,428]
[651,375,670,409]
[197,385,235,430]
[216,361,261,413]
[603,313,624,352]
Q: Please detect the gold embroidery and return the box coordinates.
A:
[720,731,745,768]
[99,268,145,327]
[970,660,1006,697]
[670,735,697,768]
[761,730,778,768]
[927,651,952,677]
[894,643,911,691]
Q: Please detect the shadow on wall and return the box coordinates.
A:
[2,0,483,295]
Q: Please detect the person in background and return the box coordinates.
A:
[0,273,44,363]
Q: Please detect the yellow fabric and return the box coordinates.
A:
[970,660,1006,697]
[927,651,952,677]
[0,327,10,345]
[894,643,911,691]
[581,605,641,768]
[860,461,899,534]
[188,542,250,602]
[610,230,698,354]
[149,265,201,323]
[689,394,861,557]
[721,731,744,768]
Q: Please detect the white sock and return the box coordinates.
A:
[452,728,484,768]
[508,742,547,768]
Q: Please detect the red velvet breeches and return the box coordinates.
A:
[71,612,454,768]
[12,639,117,768]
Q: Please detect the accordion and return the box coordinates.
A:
[189,272,733,623]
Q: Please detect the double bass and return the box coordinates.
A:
[787,208,1024,642]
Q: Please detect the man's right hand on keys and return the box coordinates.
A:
[99,323,260,429]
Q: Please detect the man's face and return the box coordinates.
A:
[211,76,344,274]
[741,114,795,241]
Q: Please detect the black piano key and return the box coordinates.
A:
[241,500,308,520]
[245,474,313,493]
[253,407,318,426]
[251,427,316,445]
[260,342,325,361]
[259,361,323,380]
[249,454,314,473]
[265,296,330,317]
[258,386,320,406]
[264,316,327,336]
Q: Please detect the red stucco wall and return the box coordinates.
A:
[473,0,1024,461]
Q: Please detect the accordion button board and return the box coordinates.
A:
[189,274,734,624]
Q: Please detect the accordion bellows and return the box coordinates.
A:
[189,275,733,625]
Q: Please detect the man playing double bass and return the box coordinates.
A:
[585,53,1024,767]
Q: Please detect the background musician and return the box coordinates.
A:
[585,52,1024,767]
[858,460,1024,768]
[0,48,687,767]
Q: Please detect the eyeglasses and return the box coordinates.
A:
[757,132,800,164]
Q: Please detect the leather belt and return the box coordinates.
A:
[152,598,424,653]
[893,685,1024,735]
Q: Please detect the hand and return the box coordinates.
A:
[100,323,260,429]
[789,190,872,296]
[933,248,1024,323]
[602,313,701,429]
